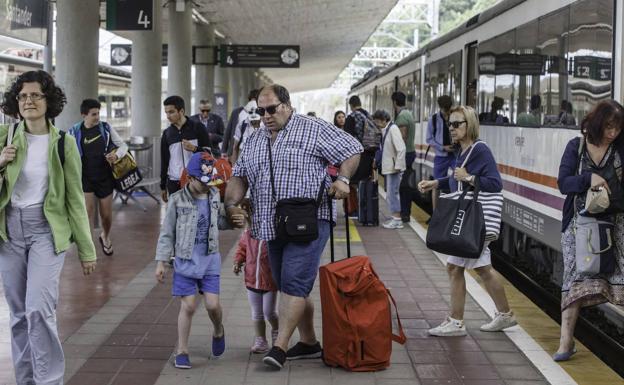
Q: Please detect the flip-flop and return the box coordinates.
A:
[98,235,114,256]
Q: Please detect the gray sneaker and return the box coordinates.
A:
[480,311,517,332]
[382,219,404,229]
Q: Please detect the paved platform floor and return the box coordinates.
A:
[0,194,584,385]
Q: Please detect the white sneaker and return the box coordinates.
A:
[480,311,517,332]
[382,219,404,229]
[428,316,467,337]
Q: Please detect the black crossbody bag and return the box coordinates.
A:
[268,137,324,243]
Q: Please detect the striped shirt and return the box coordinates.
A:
[233,113,363,241]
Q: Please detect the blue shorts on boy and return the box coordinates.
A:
[173,197,221,296]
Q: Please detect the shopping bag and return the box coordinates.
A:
[426,179,486,259]
[109,150,142,192]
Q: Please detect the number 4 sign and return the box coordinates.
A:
[106,0,153,31]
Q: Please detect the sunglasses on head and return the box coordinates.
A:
[449,120,467,129]
[256,103,283,116]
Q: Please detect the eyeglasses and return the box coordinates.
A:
[256,103,283,116]
[16,92,45,102]
[449,120,467,129]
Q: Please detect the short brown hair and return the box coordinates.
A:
[449,105,479,141]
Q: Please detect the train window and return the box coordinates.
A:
[466,44,478,109]
[398,73,415,120]
[424,60,437,120]
[375,81,394,117]
[515,20,541,127]
[478,30,515,125]
[567,0,613,125]
[538,7,570,127]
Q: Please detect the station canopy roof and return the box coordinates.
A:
[193,0,399,92]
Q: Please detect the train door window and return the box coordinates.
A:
[515,20,541,127]
[466,43,478,109]
[448,52,462,106]
[375,81,394,116]
[538,7,570,127]
[424,61,437,121]
[414,69,421,122]
[436,57,448,110]
[478,30,515,125]
[567,0,613,125]
[398,73,415,120]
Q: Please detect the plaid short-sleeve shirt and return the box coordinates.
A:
[233,114,363,241]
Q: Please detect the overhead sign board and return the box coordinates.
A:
[110,44,168,66]
[219,45,300,68]
[106,0,153,31]
[573,56,611,81]
[193,46,217,65]
[0,0,48,45]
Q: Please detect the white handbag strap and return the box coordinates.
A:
[458,141,486,192]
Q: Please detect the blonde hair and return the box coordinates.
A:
[450,105,479,141]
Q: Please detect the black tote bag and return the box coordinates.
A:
[426,179,486,259]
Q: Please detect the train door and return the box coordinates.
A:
[465,42,478,109]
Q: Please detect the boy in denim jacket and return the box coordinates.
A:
[154,152,243,369]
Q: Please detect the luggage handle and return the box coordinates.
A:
[387,289,407,344]
[328,190,351,263]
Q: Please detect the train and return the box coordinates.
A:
[348,0,624,369]
[0,52,131,137]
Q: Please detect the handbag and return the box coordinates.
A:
[574,215,616,276]
[109,148,142,192]
[268,137,324,243]
[426,177,485,259]
[574,136,616,276]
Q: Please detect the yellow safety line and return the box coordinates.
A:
[335,218,361,243]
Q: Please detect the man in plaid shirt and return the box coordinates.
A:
[225,84,362,369]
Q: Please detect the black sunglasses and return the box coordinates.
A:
[257,103,283,116]
[449,120,467,129]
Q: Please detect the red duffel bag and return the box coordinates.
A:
[319,198,406,371]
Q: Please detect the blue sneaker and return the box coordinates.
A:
[212,330,225,357]
[174,353,191,369]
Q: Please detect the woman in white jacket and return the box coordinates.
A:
[373,110,406,229]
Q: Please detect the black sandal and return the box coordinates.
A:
[99,234,114,256]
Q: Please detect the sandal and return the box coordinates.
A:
[98,234,114,256]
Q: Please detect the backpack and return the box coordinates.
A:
[356,111,381,150]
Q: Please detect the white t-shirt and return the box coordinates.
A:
[12,133,50,208]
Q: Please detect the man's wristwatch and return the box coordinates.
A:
[336,175,350,185]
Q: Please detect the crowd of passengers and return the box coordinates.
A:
[0,70,622,384]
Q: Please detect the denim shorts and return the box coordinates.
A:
[172,272,220,296]
[267,220,330,297]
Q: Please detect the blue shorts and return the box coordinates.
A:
[433,155,454,179]
[267,220,330,297]
[172,272,220,296]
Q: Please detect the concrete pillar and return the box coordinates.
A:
[214,56,230,119]
[55,0,99,130]
[193,23,215,112]
[129,2,162,138]
[167,2,193,106]
[228,67,241,110]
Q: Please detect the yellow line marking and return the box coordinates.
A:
[335,218,361,242]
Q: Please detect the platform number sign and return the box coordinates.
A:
[106,0,153,31]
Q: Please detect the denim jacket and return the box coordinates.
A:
[155,185,229,262]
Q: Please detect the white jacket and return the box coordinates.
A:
[381,122,406,175]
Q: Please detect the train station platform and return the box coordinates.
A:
[0,194,622,385]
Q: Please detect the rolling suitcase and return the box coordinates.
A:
[319,198,406,371]
[357,179,379,226]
